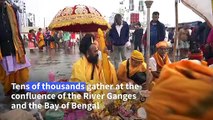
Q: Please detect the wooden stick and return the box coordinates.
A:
[173,0,179,62]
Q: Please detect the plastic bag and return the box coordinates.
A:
[125,41,131,49]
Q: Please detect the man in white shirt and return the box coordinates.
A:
[109,14,130,70]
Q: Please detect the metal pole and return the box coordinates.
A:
[44,17,46,28]
[145,0,153,90]
[173,0,178,62]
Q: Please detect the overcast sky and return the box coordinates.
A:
[25,0,203,28]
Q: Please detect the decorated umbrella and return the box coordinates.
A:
[48,5,110,32]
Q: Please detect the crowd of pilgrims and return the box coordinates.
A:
[23,16,213,88]
[22,18,213,88]
[25,27,79,52]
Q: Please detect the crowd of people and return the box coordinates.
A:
[25,27,79,53]
[71,12,213,88]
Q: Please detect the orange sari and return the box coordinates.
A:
[0,65,29,94]
[36,32,45,48]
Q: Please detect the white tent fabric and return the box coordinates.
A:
[181,0,213,27]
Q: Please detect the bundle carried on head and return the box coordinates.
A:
[144,60,213,120]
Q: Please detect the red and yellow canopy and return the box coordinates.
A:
[49,5,110,32]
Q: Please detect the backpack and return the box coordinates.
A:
[126,59,146,85]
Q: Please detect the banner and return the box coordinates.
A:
[181,0,213,27]
[130,13,139,24]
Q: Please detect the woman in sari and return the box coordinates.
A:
[36,28,45,51]
[28,29,36,53]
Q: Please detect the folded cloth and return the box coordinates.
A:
[0,55,31,75]
[144,60,213,120]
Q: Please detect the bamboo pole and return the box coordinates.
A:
[173,0,179,62]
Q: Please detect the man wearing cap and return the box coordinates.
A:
[117,50,146,85]
[149,41,171,79]
[70,34,117,84]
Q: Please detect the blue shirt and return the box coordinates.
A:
[150,23,158,46]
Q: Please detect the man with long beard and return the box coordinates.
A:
[70,34,117,84]
[0,0,31,96]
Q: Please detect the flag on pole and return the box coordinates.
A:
[181,0,213,27]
